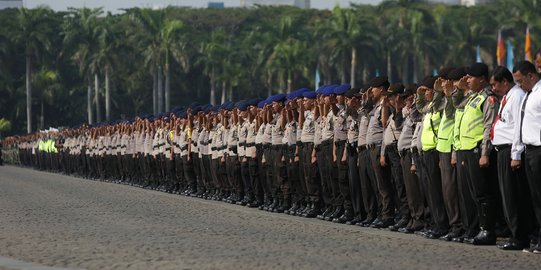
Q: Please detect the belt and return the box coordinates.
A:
[525,144,541,152]
[239,142,247,147]
[366,143,381,150]
[398,148,412,158]
[347,142,358,148]
[246,143,255,147]
[302,142,314,147]
[357,145,367,152]
[494,144,511,152]
[271,144,285,150]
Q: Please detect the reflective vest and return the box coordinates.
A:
[421,110,441,151]
[436,110,455,153]
[459,93,486,150]
[453,109,464,151]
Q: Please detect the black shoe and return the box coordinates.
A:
[317,206,333,220]
[425,230,447,239]
[388,218,410,231]
[333,209,354,224]
[247,201,261,208]
[470,230,496,245]
[285,203,299,215]
[439,230,463,241]
[326,206,343,221]
[371,218,394,228]
[398,226,415,234]
[346,215,363,226]
[498,240,528,251]
[303,205,320,218]
[358,217,375,227]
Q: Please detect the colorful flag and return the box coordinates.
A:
[315,67,320,89]
[497,31,505,66]
[507,40,514,71]
[525,27,532,62]
[476,45,482,63]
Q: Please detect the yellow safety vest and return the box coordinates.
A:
[459,93,487,150]
[421,110,441,151]
[453,109,464,151]
[436,110,454,153]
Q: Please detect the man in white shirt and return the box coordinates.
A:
[490,66,533,251]
[512,61,541,253]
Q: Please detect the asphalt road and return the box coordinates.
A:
[0,165,539,270]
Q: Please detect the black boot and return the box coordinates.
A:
[471,203,496,245]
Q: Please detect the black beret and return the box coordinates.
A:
[438,67,455,80]
[447,67,467,81]
[466,63,489,78]
[345,88,360,98]
[386,83,405,95]
[369,76,390,89]
[401,83,417,97]
[420,76,437,89]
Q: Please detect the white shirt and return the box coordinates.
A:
[492,85,525,148]
[513,79,541,160]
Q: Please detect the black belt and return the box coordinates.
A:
[271,144,285,150]
[302,142,314,147]
[494,144,511,152]
[357,145,367,151]
[366,143,381,150]
[525,144,541,152]
[398,148,412,158]
[246,143,255,147]
[239,142,247,147]
[347,142,358,149]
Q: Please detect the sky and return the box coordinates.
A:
[24,0,382,12]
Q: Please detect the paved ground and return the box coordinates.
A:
[0,165,539,270]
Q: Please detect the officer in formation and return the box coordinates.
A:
[3,61,541,253]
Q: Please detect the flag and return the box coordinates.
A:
[315,66,320,89]
[497,31,505,66]
[507,40,514,71]
[476,45,482,63]
[525,27,532,62]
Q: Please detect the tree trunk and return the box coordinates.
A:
[26,54,32,133]
[412,56,419,84]
[40,98,44,130]
[402,58,409,84]
[210,66,216,105]
[95,73,102,123]
[158,65,163,112]
[153,68,158,114]
[287,71,292,92]
[165,63,170,112]
[221,80,226,104]
[105,67,111,121]
[87,78,93,125]
[266,72,272,97]
[424,53,430,77]
[387,50,392,83]
[350,47,357,87]
[341,55,347,84]
[228,83,233,101]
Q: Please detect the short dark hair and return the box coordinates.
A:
[513,61,538,76]
[491,66,514,83]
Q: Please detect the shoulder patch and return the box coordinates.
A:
[488,96,495,108]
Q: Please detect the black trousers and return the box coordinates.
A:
[335,142,351,209]
[370,146,394,220]
[358,147,379,220]
[271,146,288,200]
[462,149,499,231]
[301,143,320,204]
[287,145,303,204]
[385,144,409,219]
[456,150,478,232]
[524,145,541,236]
[421,149,449,232]
[497,146,534,243]
[320,141,337,206]
[401,150,426,228]
[263,147,274,199]
[347,144,364,218]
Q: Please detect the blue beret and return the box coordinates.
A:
[269,93,287,103]
[333,84,351,95]
[257,100,267,108]
[302,91,317,99]
[316,85,327,94]
[286,91,299,100]
[189,102,201,109]
[235,101,249,111]
[247,98,264,107]
[322,85,338,96]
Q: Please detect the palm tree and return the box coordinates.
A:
[198,29,227,105]
[62,7,104,124]
[13,7,54,133]
[32,68,59,129]
[160,19,185,112]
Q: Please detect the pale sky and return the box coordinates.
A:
[24,0,382,12]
